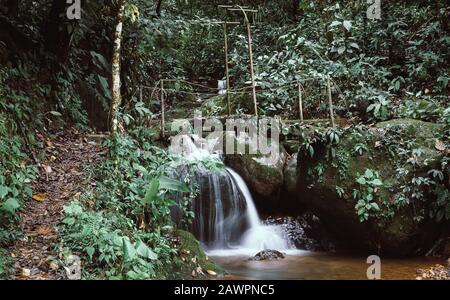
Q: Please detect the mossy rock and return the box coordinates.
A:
[224,131,287,200]
[291,119,446,256]
[284,153,298,195]
[175,230,224,278]
[375,119,445,149]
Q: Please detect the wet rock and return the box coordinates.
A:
[264,213,340,252]
[250,250,285,261]
[225,131,287,199]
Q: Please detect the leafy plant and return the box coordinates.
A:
[353,169,383,222]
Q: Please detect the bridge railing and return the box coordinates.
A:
[139,76,342,138]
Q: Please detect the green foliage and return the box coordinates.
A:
[353,169,383,222]
[0,248,11,278]
[380,124,449,223]
[399,96,449,123]
[60,133,198,279]
[62,201,160,280]
[0,71,37,244]
[367,94,391,120]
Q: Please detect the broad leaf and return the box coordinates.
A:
[343,20,352,31]
[1,198,20,213]
[159,176,189,192]
[122,238,137,262]
[142,178,160,205]
[135,241,158,260]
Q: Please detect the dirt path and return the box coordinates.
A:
[9,130,105,280]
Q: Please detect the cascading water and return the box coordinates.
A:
[226,168,291,253]
[170,134,293,256]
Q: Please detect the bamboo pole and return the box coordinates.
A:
[223,21,231,116]
[238,7,258,117]
[327,76,336,128]
[160,80,166,138]
[298,82,304,121]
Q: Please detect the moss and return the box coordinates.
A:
[293,119,446,255]
[175,230,224,277]
[376,119,444,148]
[224,132,286,197]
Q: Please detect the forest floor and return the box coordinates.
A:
[7,129,105,280]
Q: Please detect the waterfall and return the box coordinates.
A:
[225,168,291,253]
[171,134,293,256]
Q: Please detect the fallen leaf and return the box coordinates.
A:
[42,164,52,174]
[375,141,382,148]
[435,139,445,151]
[32,193,47,202]
[21,268,31,278]
[29,226,52,237]
[206,269,217,276]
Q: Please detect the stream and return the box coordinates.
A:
[210,252,443,280]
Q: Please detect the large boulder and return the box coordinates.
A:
[225,131,287,201]
[291,119,448,256]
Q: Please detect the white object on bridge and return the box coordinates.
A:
[218,80,227,95]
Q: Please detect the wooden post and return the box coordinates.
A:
[245,18,258,117]
[232,6,258,117]
[223,21,231,116]
[327,76,336,128]
[160,80,166,138]
[298,82,304,121]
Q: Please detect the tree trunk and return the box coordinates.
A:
[156,0,163,17]
[109,0,125,134]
